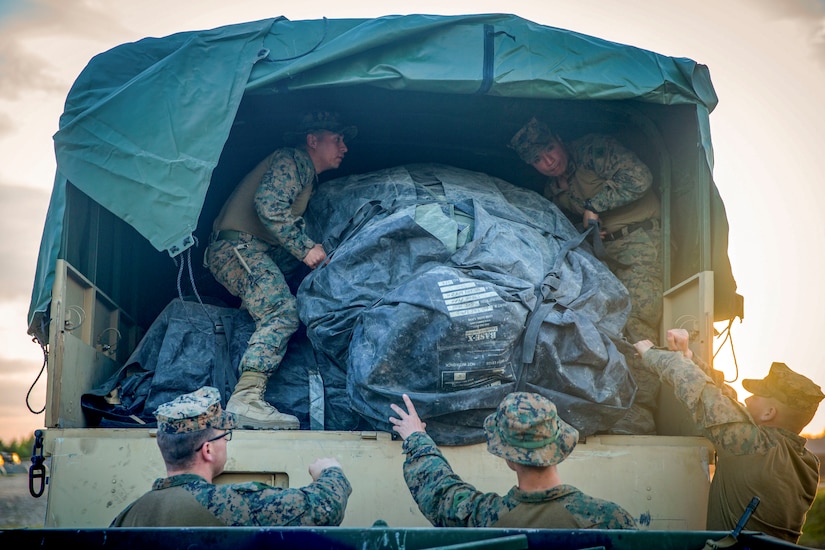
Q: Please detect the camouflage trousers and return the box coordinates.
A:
[603,224,662,344]
[206,234,301,376]
[604,224,663,434]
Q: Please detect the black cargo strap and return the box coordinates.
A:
[476,24,515,95]
[521,228,591,365]
[476,25,496,95]
[587,219,630,270]
[213,315,239,403]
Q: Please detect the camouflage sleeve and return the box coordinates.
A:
[402,432,509,527]
[605,504,639,529]
[576,134,653,213]
[297,467,352,526]
[206,469,351,526]
[568,492,638,529]
[253,148,317,260]
[691,353,739,400]
[641,349,771,455]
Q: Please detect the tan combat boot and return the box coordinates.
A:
[226,372,300,430]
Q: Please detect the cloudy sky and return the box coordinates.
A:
[1,0,825,443]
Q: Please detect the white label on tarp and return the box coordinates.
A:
[438,278,500,320]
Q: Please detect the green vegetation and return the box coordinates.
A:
[800,487,825,549]
[0,433,36,459]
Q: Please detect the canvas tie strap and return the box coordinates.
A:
[587,219,630,270]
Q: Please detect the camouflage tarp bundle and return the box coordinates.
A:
[298,164,636,445]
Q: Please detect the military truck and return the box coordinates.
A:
[16,12,777,547]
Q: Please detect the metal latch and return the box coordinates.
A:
[28,429,48,498]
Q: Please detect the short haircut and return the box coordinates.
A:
[156,428,216,469]
[511,462,552,474]
[295,129,335,148]
[781,402,818,433]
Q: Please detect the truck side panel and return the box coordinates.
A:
[43,429,712,529]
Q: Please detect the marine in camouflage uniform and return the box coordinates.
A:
[510,117,662,435]
[206,111,356,429]
[390,392,638,529]
[636,341,824,544]
[110,387,351,527]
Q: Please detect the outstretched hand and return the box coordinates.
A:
[389,394,427,440]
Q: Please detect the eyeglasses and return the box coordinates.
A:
[195,429,232,451]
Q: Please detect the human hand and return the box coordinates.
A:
[666,328,693,359]
[583,210,600,231]
[633,339,655,356]
[303,244,327,269]
[389,394,427,440]
[308,457,342,481]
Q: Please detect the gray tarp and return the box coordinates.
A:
[296,164,634,444]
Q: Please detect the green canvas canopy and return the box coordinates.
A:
[28,13,739,337]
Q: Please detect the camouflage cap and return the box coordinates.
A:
[285,110,357,142]
[154,386,237,434]
[508,117,557,164]
[484,392,578,467]
[743,362,824,411]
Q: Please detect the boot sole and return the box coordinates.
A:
[236,416,300,430]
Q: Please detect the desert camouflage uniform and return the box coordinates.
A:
[207,148,317,375]
[401,432,637,529]
[639,349,820,543]
[110,469,351,527]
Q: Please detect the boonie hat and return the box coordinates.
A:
[284,110,357,142]
[742,362,824,412]
[154,386,237,434]
[484,392,579,466]
[508,117,557,164]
